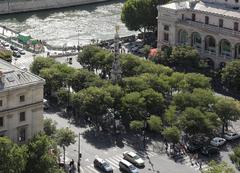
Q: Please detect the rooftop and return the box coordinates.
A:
[160,0,240,19]
[0,59,45,91]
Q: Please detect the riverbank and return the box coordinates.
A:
[0,0,109,14]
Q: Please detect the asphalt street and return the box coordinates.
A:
[44,109,207,173]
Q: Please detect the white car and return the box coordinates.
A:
[210,137,226,147]
[223,132,240,140]
[123,151,145,167]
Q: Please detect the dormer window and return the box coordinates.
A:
[192,13,196,21]
[205,16,209,24]
[234,22,239,31]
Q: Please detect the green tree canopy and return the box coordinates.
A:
[221,60,240,94]
[214,98,240,134]
[30,57,57,75]
[147,115,163,133]
[229,145,240,170]
[130,120,144,132]
[0,50,12,62]
[162,126,180,144]
[203,161,234,173]
[43,118,57,136]
[0,137,27,173]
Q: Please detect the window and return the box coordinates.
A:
[20,95,25,102]
[219,19,223,27]
[0,117,3,127]
[164,33,169,42]
[0,100,2,107]
[20,112,25,122]
[205,16,209,24]
[164,25,169,31]
[192,13,196,21]
[18,128,26,142]
[234,22,239,31]
[236,0,239,3]
[181,14,184,20]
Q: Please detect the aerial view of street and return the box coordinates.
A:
[0,0,240,173]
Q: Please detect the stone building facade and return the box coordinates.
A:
[0,59,45,143]
[157,0,240,68]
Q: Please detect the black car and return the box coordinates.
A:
[13,51,21,58]
[10,45,18,51]
[186,141,203,153]
[201,146,219,156]
[94,158,113,173]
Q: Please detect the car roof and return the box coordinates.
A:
[95,157,105,163]
[126,151,137,157]
[120,159,132,166]
[213,137,224,140]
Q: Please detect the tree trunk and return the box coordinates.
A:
[63,145,66,166]
[225,121,228,131]
[221,123,225,136]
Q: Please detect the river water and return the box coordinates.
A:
[0,0,136,46]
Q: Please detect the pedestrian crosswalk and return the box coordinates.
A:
[80,150,157,173]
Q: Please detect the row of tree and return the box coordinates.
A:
[30,46,240,145]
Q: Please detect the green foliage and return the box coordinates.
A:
[56,87,71,107]
[0,50,12,62]
[24,134,61,173]
[130,120,144,131]
[56,128,76,148]
[0,137,27,173]
[221,60,240,94]
[141,44,151,57]
[43,118,57,136]
[121,0,166,32]
[147,115,163,133]
[179,107,220,136]
[203,161,234,173]
[30,57,57,75]
[169,46,200,70]
[164,105,177,126]
[162,126,180,144]
[229,145,240,169]
[214,98,240,134]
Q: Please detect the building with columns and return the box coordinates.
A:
[157,0,240,68]
[0,59,45,143]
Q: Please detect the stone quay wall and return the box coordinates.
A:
[0,0,108,14]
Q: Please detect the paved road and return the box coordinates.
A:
[44,108,208,173]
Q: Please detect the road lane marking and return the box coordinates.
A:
[106,158,119,168]
[87,165,99,173]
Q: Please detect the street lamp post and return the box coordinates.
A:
[77,133,81,173]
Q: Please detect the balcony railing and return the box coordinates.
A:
[177,20,240,38]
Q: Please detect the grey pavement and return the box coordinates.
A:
[44,109,206,173]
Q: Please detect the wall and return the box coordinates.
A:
[0,0,108,14]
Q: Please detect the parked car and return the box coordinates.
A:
[201,146,220,156]
[186,141,203,153]
[223,132,240,141]
[1,41,9,47]
[18,49,25,55]
[210,137,226,147]
[123,151,144,167]
[10,45,18,51]
[13,51,21,58]
[93,157,113,173]
[119,159,138,173]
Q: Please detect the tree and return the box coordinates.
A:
[122,76,150,93]
[164,105,177,126]
[221,60,240,94]
[0,137,27,173]
[24,134,62,173]
[72,87,114,126]
[0,50,12,62]
[169,46,200,71]
[140,44,151,58]
[229,145,240,170]
[121,0,166,36]
[162,126,180,146]
[179,107,220,137]
[56,128,76,166]
[203,161,234,173]
[147,115,163,133]
[141,89,164,115]
[43,118,57,136]
[30,57,57,75]
[121,92,146,125]
[130,120,144,132]
[214,98,240,135]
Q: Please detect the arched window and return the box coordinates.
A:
[179,30,188,45]
[219,39,231,57]
[235,43,240,59]
[191,32,201,49]
[205,35,216,53]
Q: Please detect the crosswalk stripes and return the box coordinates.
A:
[82,150,157,173]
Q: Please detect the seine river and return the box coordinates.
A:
[0,0,136,46]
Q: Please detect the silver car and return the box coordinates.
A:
[123,151,144,167]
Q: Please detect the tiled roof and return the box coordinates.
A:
[160,0,240,19]
[0,59,45,91]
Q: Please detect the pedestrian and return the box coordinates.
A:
[199,159,202,170]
